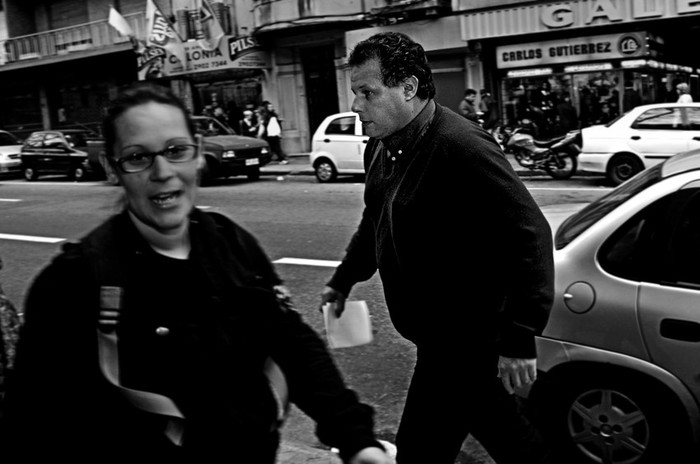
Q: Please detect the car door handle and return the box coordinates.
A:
[323,139,330,143]
[630,136,641,140]
[693,136,700,141]
[660,318,700,342]
[362,139,368,144]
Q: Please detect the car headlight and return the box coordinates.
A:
[261,147,269,155]
[222,150,236,158]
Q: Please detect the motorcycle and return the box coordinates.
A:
[498,121,581,180]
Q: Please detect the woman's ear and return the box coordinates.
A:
[403,75,419,100]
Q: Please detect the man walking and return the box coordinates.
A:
[458,88,479,122]
[479,88,500,135]
[320,32,554,464]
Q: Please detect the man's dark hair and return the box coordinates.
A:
[465,89,477,97]
[102,82,195,159]
[348,32,436,100]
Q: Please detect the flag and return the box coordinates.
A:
[108,6,133,37]
[193,0,225,51]
[146,0,187,65]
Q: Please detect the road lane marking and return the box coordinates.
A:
[274,257,340,267]
[527,187,612,191]
[0,199,21,202]
[0,233,65,243]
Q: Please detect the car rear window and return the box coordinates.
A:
[554,164,663,249]
[326,117,356,136]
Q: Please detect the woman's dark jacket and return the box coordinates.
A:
[1,209,379,462]
[327,103,554,358]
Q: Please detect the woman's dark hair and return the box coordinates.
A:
[348,32,436,100]
[102,82,195,158]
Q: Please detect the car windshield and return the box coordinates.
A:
[193,117,235,136]
[554,164,663,249]
[0,132,20,146]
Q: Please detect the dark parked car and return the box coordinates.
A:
[20,129,98,181]
[190,116,271,183]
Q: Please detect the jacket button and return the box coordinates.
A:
[155,326,170,336]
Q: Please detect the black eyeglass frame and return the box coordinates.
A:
[110,142,200,174]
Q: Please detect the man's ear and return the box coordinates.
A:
[403,76,419,100]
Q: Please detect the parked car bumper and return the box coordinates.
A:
[578,153,609,173]
[0,158,21,173]
[215,151,272,176]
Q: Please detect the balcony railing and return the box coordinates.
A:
[0,12,146,66]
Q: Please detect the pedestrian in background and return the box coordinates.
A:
[479,88,500,135]
[458,88,479,122]
[556,92,579,133]
[319,32,554,464]
[677,82,693,103]
[239,109,259,138]
[0,82,391,464]
[259,102,287,164]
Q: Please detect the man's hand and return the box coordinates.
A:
[348,446,394,464]
[497,356,537,395]
[319,286,346,317]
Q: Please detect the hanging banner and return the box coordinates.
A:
[162,35,270,76]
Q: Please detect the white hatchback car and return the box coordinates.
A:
[580,102,700,186]
[309,112,368,182]
[0,130,22,175]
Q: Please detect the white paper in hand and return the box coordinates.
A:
[323,300,373,348]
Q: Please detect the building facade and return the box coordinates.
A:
[1,1,699,149]
[346,0,700,136]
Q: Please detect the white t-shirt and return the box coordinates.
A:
[267,116,282,137]
[678,94,693,103]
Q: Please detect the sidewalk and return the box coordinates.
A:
[277,440,340,463]
[260,153,572,178]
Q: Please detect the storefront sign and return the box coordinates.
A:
[162,35,270,77]
[496,32,647,69]
[461,0,700,40]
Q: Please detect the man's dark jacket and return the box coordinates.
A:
[328,103,554,358]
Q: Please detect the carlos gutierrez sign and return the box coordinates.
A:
[496,32,649,69]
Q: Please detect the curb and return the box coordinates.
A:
[261,154,595,178]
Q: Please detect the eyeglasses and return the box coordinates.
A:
[113,142,198,173]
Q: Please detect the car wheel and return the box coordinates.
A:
[71,166,86,182]
[535,371,691,464]
[247,167,261,181]
[545,150,578,180]
[314,159,337,183]
[608,154,643,186]
[23,166,37,181]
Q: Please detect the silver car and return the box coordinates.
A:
[530,149,700,464]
